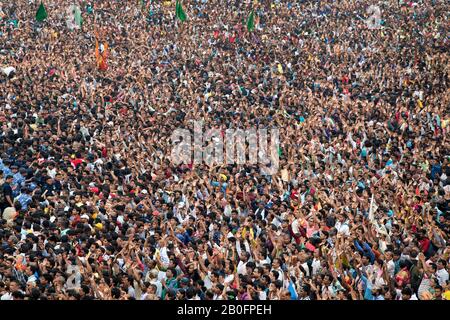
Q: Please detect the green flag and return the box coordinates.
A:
[247,10,255,32]
[175,0,180,18]
[36,2,48,22]
[176,0,186,22]
[74,6,82,27]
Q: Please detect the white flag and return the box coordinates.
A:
[368,194,378,222]
[2,66,16,76]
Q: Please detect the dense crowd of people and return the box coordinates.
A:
[0,0,449,300]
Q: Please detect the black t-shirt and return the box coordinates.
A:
[2,182,13,200]
[0,182,13,207]
[42,183,55,196]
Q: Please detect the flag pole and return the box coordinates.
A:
[368,193,374,222]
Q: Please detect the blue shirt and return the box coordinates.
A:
[0,163,12,176]
[13,172,25,186]
[430,164,442,180]
[353,240,375,264]
[15,193,32,210]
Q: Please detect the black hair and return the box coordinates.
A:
[111,287,121,299]
[271,270,280,280]
[438,259,447,267]
[401,287,412,296]
[274,280,283,289]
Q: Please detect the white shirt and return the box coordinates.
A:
[291,219,301,234]
[322,285,336,298]
[301,262,310,277]
[127,286,136,298]
[417,276,432,299]
[150,280,163,298]
[259,290,267,300]
[436,269,449,286]
[237,261,247,275]
[386,260,395,278]
[312,258,322,276]
[0,293,12,300]
[204,272,213,289]
[255,208,266,220]
[214,294,224,300]
[335,221,350,236]
[256,256,271,267]
[27,274,37,283]
[158,247,170,267]
[47,168,57,179]
[224,274,234,285]
[272,267,284,282]
[157,270,167,282]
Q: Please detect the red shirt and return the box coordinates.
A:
[71,215,81,228]
[290,189,299,201]
[419,238,431,254]
[70,158,84,168]
[119,107,128,116]
[89,186,99,194]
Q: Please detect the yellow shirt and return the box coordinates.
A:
[443,290,450,300]
[277,64,283,74]
[442,119,449,128]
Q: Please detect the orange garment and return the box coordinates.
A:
[372,248,382,260]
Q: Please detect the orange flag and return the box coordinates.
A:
[95,39,108,71]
